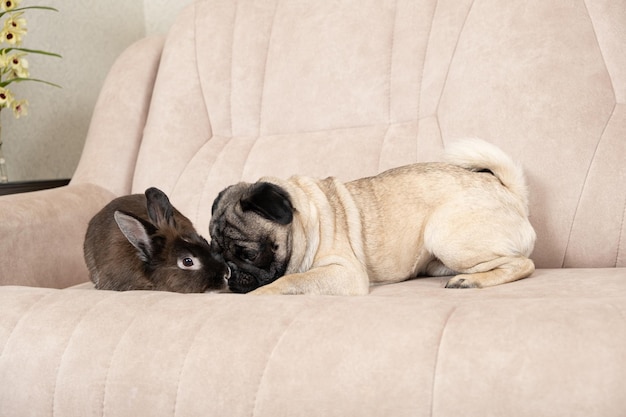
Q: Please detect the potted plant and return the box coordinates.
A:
[0,0,60,183]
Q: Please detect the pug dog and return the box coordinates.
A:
[209,138,536,295]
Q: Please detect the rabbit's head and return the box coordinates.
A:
[113,187,230,293]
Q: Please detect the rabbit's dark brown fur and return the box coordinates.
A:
[84,187,229,292]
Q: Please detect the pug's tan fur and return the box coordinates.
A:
[211,139,536,295]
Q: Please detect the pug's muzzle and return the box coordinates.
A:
[225,261,277,294]
[225,261,256,293]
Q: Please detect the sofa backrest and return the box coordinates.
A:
[130,0,625,269]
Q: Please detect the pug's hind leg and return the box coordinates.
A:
[444,256,535,289]
[425,259,457,277]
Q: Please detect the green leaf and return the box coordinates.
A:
[0,6,59,19]
[0,47,61,58]
[0,77,61,89]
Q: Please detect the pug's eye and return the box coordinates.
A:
[237,247,259,263]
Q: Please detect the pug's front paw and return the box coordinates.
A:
[249,285,282,295]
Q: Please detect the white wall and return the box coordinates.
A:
[144,0,194,36]
[2,0,193,181]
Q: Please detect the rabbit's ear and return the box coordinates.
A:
[145,187,175,228]
[114,211,153,262]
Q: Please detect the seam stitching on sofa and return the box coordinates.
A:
[252,117,440,138]
[101,318,139,417]
[417,0,437,125]
[414,0,437,159]
[237,1,280,182]
[429,306,457,417]
[615,193,626,267]
[433,0,475,148]
[378,0,399,173]
[378,126,393,173]
[387,0,398,125]
[241,135,263,181]
[193,2,212,137]
[194,137,231,222]
[582,0,623,264]
[0,292,51,358]
[581,0,618,104]
[250,307,311,417]
[173,1,217,198]
[171,137,214,198]
[100,294,161,416]
[434,117,443,150]
[433,0,476,153]
[172,317,211,417]
[51,294,113,417]
[561,103,616,267]
[256,0,281,137]
[171,130,218,200]
[229,0,239,137]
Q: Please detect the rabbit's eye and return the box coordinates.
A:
[177,256,201,270]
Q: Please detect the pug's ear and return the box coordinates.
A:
[240,182,293,225]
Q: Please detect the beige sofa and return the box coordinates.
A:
[1,1,625,416]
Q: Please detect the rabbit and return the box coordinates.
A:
[84,187,230,292]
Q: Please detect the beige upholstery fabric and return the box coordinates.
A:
[1,0,625,415]
[2,270,625,417]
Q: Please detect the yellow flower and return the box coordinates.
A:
[5,12,26,32]
[1,0,21,12]
[1,12,27,45]
[0,86,14,107]
[11,98,27,118]
[7,52,28,78]
[0,5,60,120]
[0,26,22,44]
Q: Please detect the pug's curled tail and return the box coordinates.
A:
[444,138,529,208]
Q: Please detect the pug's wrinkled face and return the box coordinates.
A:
[209,182,294,293]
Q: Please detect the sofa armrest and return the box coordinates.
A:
[0,36,167,288]
[0,184,115,288]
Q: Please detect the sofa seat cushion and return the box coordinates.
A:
[1,268,624,417]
